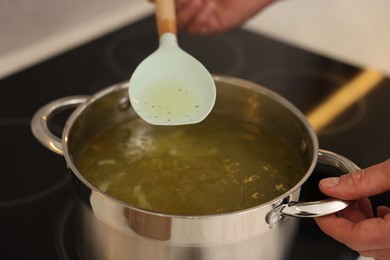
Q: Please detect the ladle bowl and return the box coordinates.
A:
[128,0,216,125]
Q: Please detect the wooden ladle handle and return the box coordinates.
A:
[155,0,177,36]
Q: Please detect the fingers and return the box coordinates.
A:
[176,0,204,31]
[185,1,218,34]
[377,205,390,218]
[357,197,374,219]
[360,248,390,260]
[176,0,219,35]
[176,0,277,35]
[315,213,390,252]
[319,159,390,200]
[337,198,374,223]
[315,214,354,243]
[317,160,390,258]
[175,0,190,9]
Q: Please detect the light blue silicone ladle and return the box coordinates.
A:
[128,0,216,125]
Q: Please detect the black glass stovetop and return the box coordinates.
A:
[1,15,389,260]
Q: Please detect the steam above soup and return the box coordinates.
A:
[75,114,305,215]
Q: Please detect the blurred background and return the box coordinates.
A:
[1,0,389,79]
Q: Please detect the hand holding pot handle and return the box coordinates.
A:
[266,150,360,226]
[315,159,390,259]
[31,96,89,155]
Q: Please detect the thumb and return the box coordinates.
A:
[319,159,390,200]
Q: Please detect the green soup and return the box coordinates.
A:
[75,114,305,215]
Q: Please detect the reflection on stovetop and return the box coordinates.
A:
[0,15,389,260]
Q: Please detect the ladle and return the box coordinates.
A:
[128,0,216,125]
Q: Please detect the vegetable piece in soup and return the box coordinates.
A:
[76,114,305,215]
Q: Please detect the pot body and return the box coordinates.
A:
[75,185,299,260]
[31,75,359,260]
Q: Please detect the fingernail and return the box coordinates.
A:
[320,177,340,188]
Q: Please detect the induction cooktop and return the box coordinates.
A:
[1,15,389,260]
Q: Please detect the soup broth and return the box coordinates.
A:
[76,114,305,215]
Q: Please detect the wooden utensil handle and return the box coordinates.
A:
[155,0,177,36]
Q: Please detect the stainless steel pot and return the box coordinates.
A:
[31,75,359,260]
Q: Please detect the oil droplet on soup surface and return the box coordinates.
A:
[136,79,204,124]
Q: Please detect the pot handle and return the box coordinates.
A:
[31,96,89,156]
[266,149,360,226]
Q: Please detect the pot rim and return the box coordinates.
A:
[62,74,319,219]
